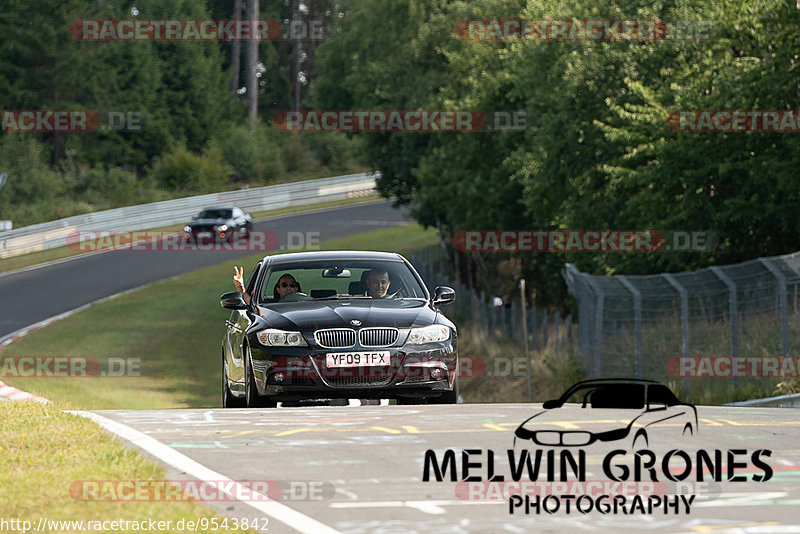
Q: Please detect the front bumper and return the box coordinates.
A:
[250,341,457,400]
[184,229,229,242]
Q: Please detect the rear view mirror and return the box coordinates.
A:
[322,268,351,278]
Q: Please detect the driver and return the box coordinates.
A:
[365,268,391,299]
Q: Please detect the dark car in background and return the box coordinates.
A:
[220,251,458,407]
[184,206,253,243]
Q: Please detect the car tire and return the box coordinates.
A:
[428,375,459,404]
[222,354,243,408]
[245,345,276,408]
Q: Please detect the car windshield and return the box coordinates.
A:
[197,209,231,219]
[562,383,646,409]
[258,259,427,302]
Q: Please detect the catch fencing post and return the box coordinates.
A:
[618,276,642,380]
[663,273,690,391]
[759,259,790,357]
[520,279,531,402]
[710,266,739,387]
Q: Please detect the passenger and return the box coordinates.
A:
[272,273,301,300]
[233,266,300,304]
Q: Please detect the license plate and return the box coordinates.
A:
[197,231,212,238]
[326,351,390,368]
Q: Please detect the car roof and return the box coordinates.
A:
[569,378,660,387]
[260,250,407,264]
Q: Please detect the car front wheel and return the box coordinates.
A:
[428,375,459,404]
[245,346,276,408]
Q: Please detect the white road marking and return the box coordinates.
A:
[334,487,359,500]
[71,410,342,534]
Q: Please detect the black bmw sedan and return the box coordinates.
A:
[184,206,253,243]
[220,251,458,407]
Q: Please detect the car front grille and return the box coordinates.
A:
[359,328,398,347]
[314,328,356,348]
[325,374,394,387]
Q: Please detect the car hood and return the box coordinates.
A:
[255,299,438,331]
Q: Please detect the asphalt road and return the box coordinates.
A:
[86,403,800,534]
[0,200,412,340]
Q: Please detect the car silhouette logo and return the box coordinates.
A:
[514,378,698,449]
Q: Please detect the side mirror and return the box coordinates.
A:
[432,286,456,307]
[220,291,247,310]
[542,399,561,409]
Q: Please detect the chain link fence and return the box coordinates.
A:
[563,251,800,386]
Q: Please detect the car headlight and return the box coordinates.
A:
[215,224,228,232]
[407,325,450,344]
[257,329,308,346]
[183,225,191,232]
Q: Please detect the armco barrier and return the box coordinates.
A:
[726,393,800,408]
[0,173,377,259]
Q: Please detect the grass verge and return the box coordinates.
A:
[0,401,252,533]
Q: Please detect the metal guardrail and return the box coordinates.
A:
[726,393,800,408]
[0,173,377,259]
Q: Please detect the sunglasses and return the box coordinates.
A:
[279,282,298,288]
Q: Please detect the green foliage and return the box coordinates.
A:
[149,144,232,193]
[280,134,321,173]
[0,135,64,222]
[300,132,365,172]
[207,124,285,184]
[314,0,463,204]
[317,0,800,309]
